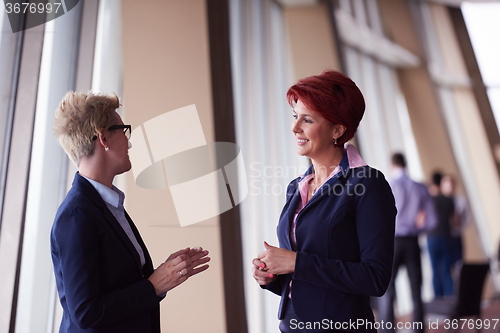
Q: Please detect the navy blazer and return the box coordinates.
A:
[51,173,162,333]
[264,153,396,332]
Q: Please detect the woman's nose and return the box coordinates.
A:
[291,120,301,133]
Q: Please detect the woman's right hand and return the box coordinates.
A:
[148,253,191,295]
[252,258,277,285]
[148,247,211,295]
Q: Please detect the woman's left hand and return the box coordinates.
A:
[164,247,211,278]
[258,241,296,275]
[185,248,211,278]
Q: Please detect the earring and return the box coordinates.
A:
[334,138,338,145]
[105,147,109,152]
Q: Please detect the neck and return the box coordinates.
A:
[392,167,405,178]
[78,156,114,188]
[310,146,344,184]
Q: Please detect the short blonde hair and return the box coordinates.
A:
[54,91,120,164]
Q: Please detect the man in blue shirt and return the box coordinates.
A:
[378,153,437,333]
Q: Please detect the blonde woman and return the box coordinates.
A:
[51,91,210,333]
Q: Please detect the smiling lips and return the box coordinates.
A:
[297,138,309,145]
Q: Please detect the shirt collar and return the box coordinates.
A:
[391,167,406,179]
[81,175,124,208]
[345,142,367,169]
[299,143,367,184]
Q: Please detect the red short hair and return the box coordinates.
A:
[286,70,365,146]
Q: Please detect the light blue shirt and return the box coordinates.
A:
[82,176,146,268]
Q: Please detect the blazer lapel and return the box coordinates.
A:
[73,173,144,274]
[125,210,154,276]
[101,207,144,273]
[281,186,301,250]
[278,168,311,251]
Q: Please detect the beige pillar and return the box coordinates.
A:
[283,3,341,81]
[377,0,459,180]
[121,1,225,332]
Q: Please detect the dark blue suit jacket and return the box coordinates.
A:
[264,154,396,332]
[51,173,162,333]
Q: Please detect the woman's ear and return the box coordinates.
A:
[97,128,108,150]
[332,124,346,140]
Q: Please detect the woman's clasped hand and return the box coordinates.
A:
[252,241,296,285]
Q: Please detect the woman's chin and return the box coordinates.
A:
[296,148,310,158]
[116,162,132,175]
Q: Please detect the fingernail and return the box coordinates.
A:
[260,264,265,268]
[268,274,274,278]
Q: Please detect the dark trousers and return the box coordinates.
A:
[427,235,453,297]
[377,236,424,333]
[449,236,463,267]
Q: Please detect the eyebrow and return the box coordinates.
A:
[293,110,312,117]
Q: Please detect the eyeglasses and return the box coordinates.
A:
[92,125,132,141]
[108,125,132,140]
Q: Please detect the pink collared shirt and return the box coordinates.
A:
[290,143,367,250]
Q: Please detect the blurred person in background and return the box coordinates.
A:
[378,152,437,333]
[428,171,455,298]
[440,174,468,269]
[428,171,443,197]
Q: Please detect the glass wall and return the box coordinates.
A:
[229,0,308,332]
[0,0,122,331]
[336,0,423,178]
[0,3,21,228]
[418,0,500,288]
[462,3,500,133]
[14,9,81,331]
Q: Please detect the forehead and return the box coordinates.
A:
[112,112,124,125]
[294,100,317,115]
[294,100,326,121]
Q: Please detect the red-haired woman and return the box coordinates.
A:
[252,71,396,332]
